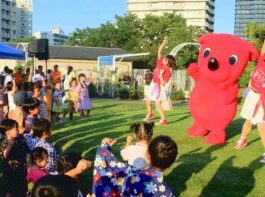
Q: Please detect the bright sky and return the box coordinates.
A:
[33,0,235,35]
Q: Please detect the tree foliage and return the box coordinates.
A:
[67,13,205,69]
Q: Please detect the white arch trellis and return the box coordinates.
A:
[169,42,200,92]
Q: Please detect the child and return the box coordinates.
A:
[23,81,34,98]
[93,135,178,196]
[75,73,92,117]
[52,81,66,123]
[120,122,154,170]
[27,147,49,193]
[8,91,26,134]
[57,153,92,197]
[65,78,79,120]
[33,118,59,173]
[144,37,175,125]
[23,97,40,133]
[0,119,28,197]
[33,83,48,119]
[6,80,17,112]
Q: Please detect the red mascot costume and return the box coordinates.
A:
[187,33,259,145]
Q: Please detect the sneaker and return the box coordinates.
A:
[234,138,247,149]
[143,114,154,121]
[155,119,168,126]
[260,153,265,164]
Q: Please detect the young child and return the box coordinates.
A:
[33,118,59,174]
[23,97,40,133]
[57,153,92,197]
[93,135,178,196]
[8,91,26,134]
[75,73,92,117]
[33,83,48,119]
[27,147,49,193]
[0,119,28,197]
[120,122,154,170]
[6,80,17,112]
[52,81,66,123]
[65,78,79,120]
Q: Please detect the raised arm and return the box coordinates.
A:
[157,37,168,60]
[261,40,265,55]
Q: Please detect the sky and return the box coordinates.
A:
[33,0,235,35]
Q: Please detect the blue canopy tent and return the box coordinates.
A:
[0,42,25,60]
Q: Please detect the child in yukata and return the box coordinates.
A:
[92,135,178,196]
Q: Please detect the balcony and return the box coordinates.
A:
[2,23,11,29]
[2,14,11,20]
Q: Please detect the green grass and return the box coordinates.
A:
[1,100,265,197]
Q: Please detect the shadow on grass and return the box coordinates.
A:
[200,156,263,197]
[167,146,220,196]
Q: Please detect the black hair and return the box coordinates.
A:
[67,66,73,75]
[4,66,9,72]
[31,147,48,165]
[33,118,51,138]
[54,65,58,68]
[22,97,40,114]
[57,153,82,174]
[23,81,34,92]
[69,77,77,87]
[47,69,52,74]
[166,55,176,69]
[6,81,13,91]
[33,83,42,92]
[31,175,78,197]
[0,119,18,136]
[148,135,178,170]
[130,122,154,141]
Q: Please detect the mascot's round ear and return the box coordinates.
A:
[198,33,215,45]
[244,41,259,62]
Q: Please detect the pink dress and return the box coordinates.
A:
[75,81,92,110]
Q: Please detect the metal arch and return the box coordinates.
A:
[169,42,200,57]
[16,42,28,64]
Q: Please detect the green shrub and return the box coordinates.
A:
[89,83,98,98]
[118,86,130,99]
[129,86,144,100]
[172,89,185,101]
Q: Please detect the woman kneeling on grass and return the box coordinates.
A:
[92,135,178,196]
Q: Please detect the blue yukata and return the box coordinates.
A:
[92,144,175,197]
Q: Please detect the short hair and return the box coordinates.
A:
[23,82,34,92]
[148,135,178,170]
[54,65,59,68]
[33,118,51,138]
[22,97,40,114]
[0,119,18,136]
[78,73,85,79]
[31,147,49,165]
[57,153,82,174]
[31,175,78,197]
[6,81,13,91]
[130,122,154,141]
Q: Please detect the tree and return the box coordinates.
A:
[67,13,205,69]
[245,22,265,49]
[11,36,36,43]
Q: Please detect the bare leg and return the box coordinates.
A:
[257,122,265,148]
[155,101,165,121]
[241,119,253,139]
[146,99,152,115]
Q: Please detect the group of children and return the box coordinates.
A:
[0,116,178,197]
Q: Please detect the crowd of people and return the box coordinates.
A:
[0,54,178,196]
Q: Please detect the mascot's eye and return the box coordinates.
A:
[229,55,238,65]
[203,48,211,58]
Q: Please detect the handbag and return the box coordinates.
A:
[161,99,172,111]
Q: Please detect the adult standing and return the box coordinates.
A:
[144,37,175,125]
[134,72,143,91]
[50,65,62,85]
[144,70,153,100]
[235,40,265,163]
[63,66,76,91]
[12,67,23,89]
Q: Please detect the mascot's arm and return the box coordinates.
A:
[187,63,199,81]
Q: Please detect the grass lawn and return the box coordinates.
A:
[1,99,265,197]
